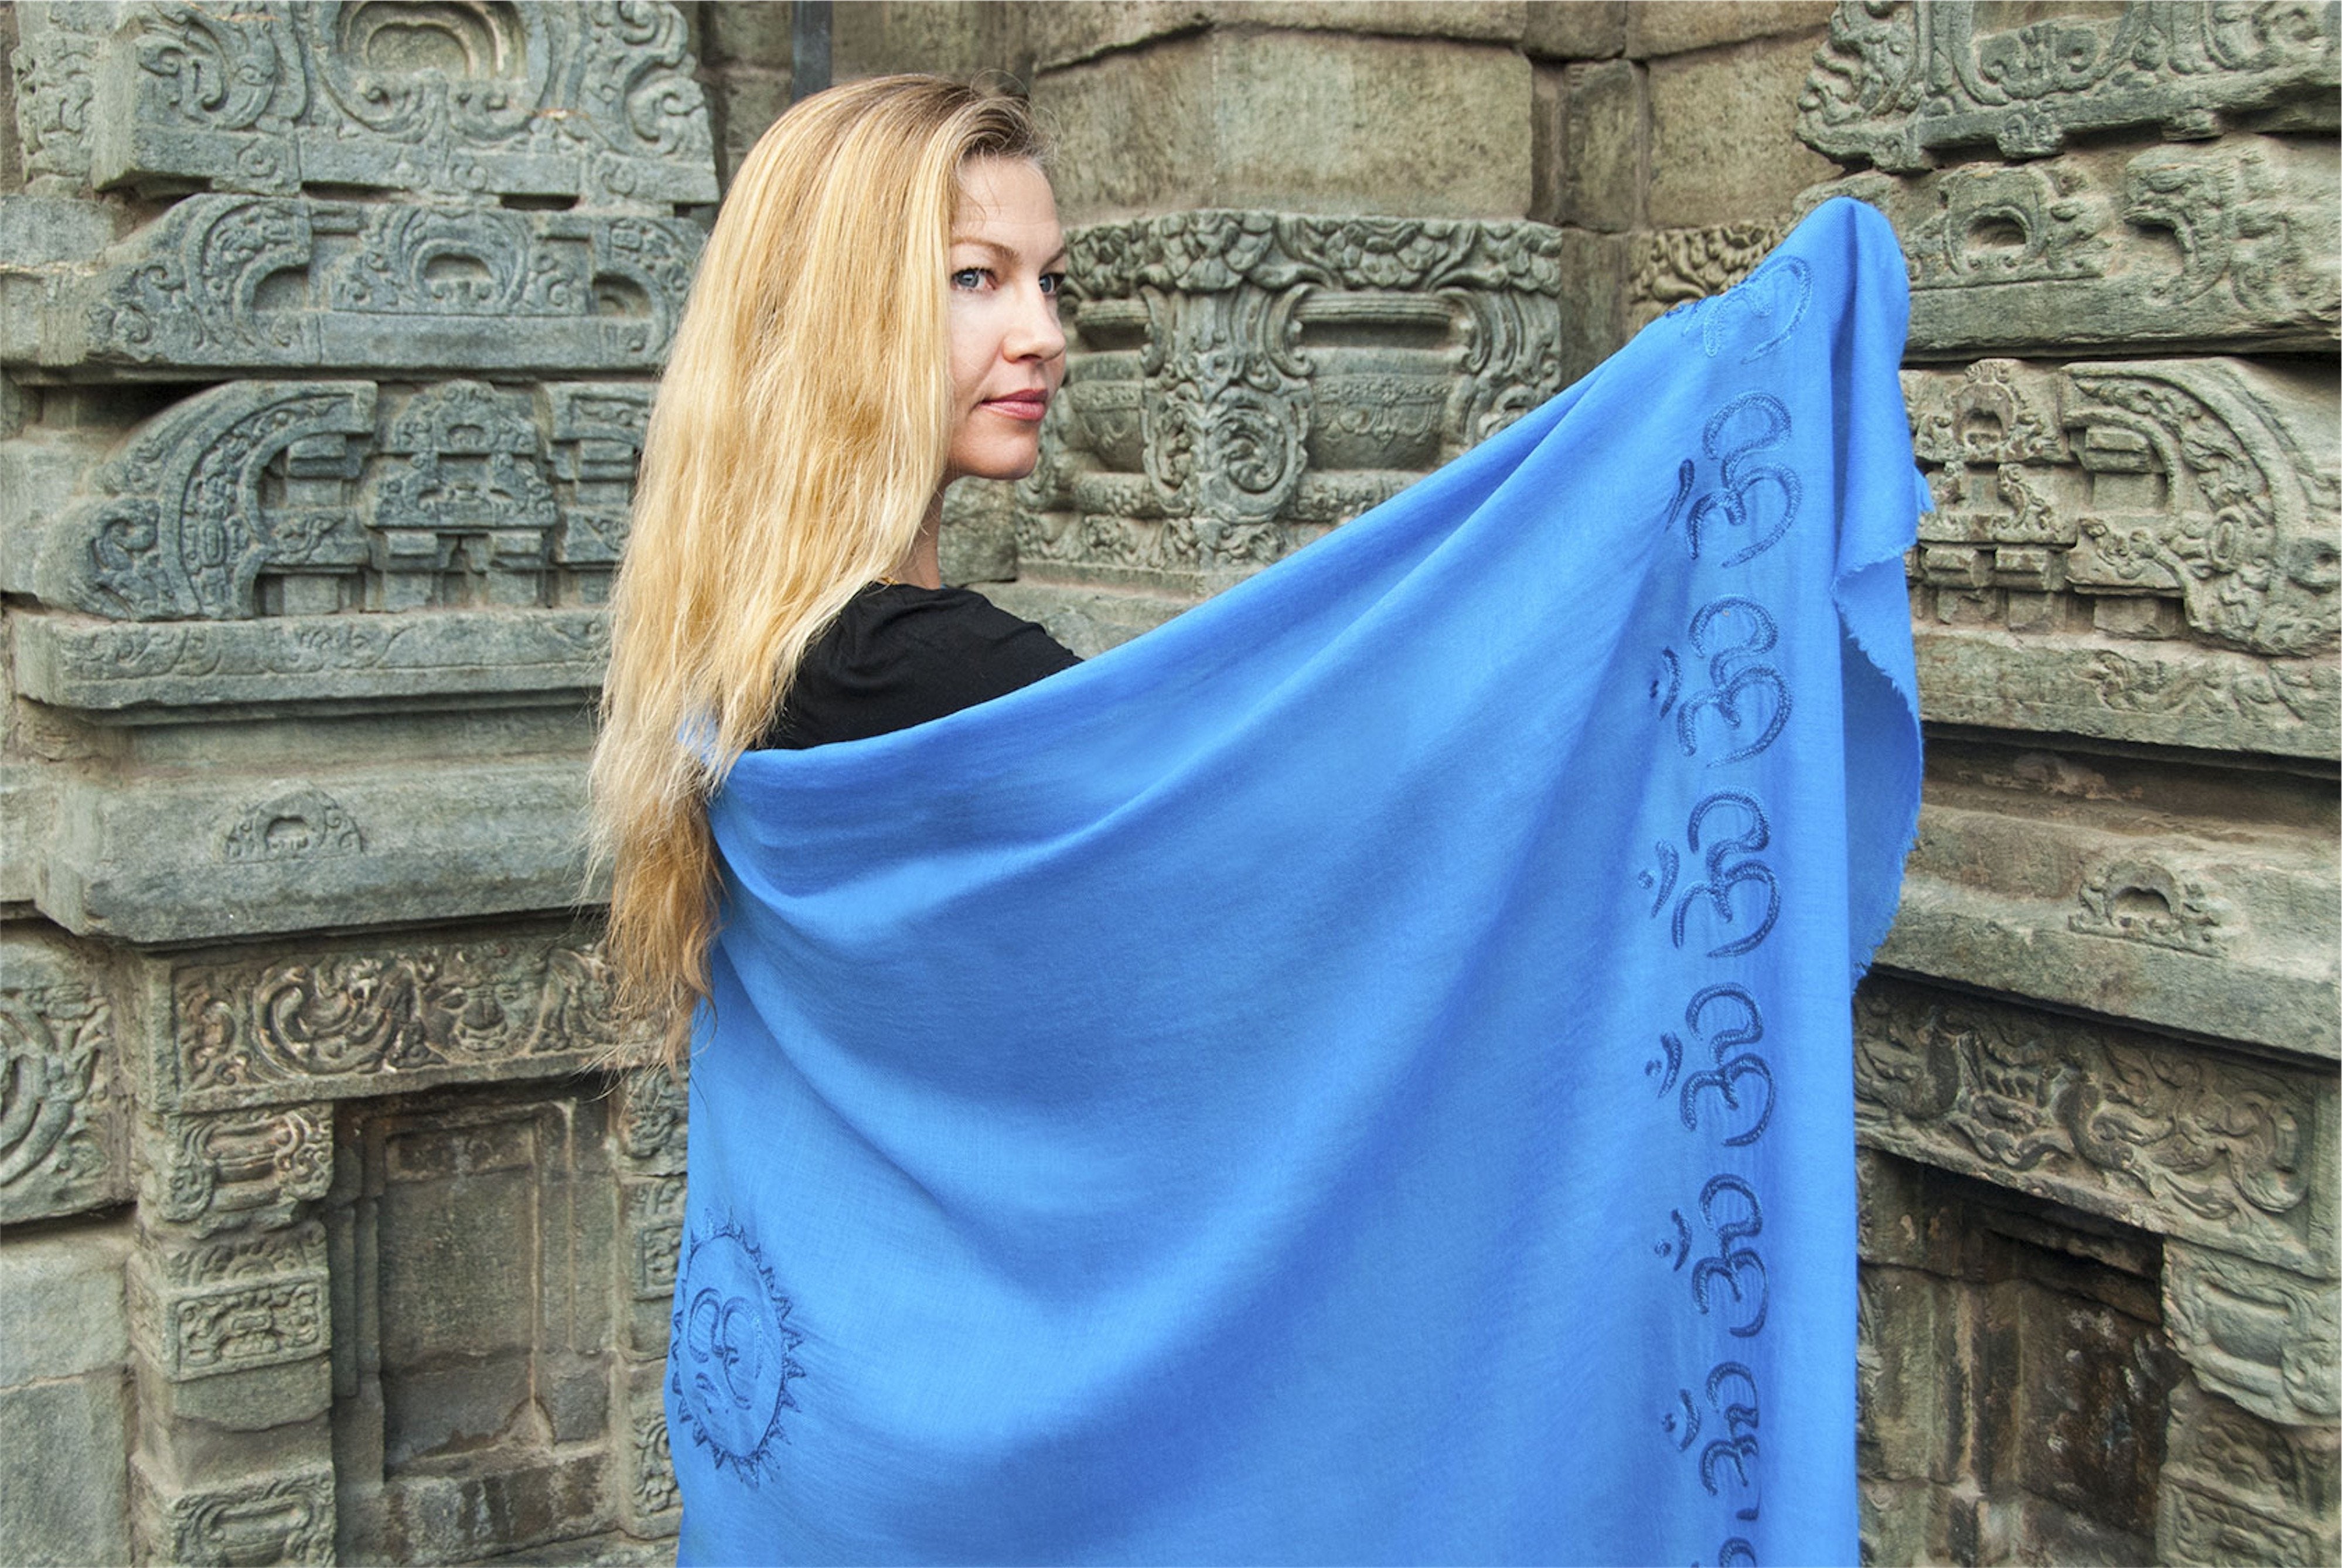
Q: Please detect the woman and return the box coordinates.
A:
[594,77,1079,1064]
[597,71,1919,1566]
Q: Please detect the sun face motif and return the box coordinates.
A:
[668,1221,804,1486]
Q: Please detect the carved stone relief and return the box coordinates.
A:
[0,939,123,1223]
[219,786,364,865]
[2166,1240,2341,1428]
[170,933,628,1110]
[16,1,715,208]
[2159,1376,2341,1563]
[128,1219,332,1380]
[1,195,701,374]
[138,1103,334,1236]
[1819,137,2340,353]
[30,378,650,621]
[1853,978,2333,1277]
[1024,213,1566,594]
[137,1463,338,1568]
[1797,0,2341,172]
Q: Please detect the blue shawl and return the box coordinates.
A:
[669,198,1923,1566]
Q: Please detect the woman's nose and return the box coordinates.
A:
[1007,286,1067,363]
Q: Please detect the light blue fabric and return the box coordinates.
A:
[668,197,1924,1567]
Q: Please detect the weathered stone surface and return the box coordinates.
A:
[1025,211,1566,596]
[1,196,703,375]
[127,1220,329,1383]
[1799,0,2341,172]
[1627,1,1833,58]
[1522,0,1625,60]
[1646,33,1840,225]
[1626,217,1795,329]
[2160,1376,2341,1566]
[39,759,592,943]
[986,581,1194,659]
[12,605,611,711]
[940,477,1021,586]
[0,932,125,1224]
[0,1374,133,1568]
[1557,59,1645,233]
[838,0,1040,78]
[135,1103,334,1237]
[1818,138,2341,354]
[1042,31,1533,223]
[15,1,715,207]
[133,1458,335,1567]
[1855,977,2335,1276]
[0,1218,130,1385]
[150,925,629,1110]
[23,379,649,623]
[0,192,115,265]
[2164,1240,2340,1427]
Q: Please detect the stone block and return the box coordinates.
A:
[1559,59,1645,233]
[942,478,1021,584]
[1647,33,1840,226]
[4,197,704,376]
[17,2,715,208]
[128,1222,331,1388]
[2164,1241,2340,1429]
[1857,1263,1961,1483]
[703,0,798,68]
[1214,3,1526,42]
[2161,1377,2340,1559]
[1813,138,2341,357]
[1044,32,1533,221]
[369,1451,608,1564]
[0,1373,133,1568]
[0,1218,129,1384]
[155,925,630,1112]
[135,1105,334,1237]
[1972,1490,2153,1568]
[715,66,793,192]
[985,581,1194,659]
[0,193,114,266]
[0,932,127,1225]
[1522,1,1625,60]
[839,0,1041,80]
[132,1458,335,1567]
[2008,1278,2169,1525]
[1626,1,1833,57]
[1799,0,2342,173]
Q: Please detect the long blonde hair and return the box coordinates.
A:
[592,77,1049,1063]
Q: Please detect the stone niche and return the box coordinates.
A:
[2,2,707,1562]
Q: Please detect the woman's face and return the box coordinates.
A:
[942,156,1068,488]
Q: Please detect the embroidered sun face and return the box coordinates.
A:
[669,1221,804,1486]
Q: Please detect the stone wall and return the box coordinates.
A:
[1,3,712,1562]
[2,3,2333,1565]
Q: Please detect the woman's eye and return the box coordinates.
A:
[951,267,990,291]
[1039,271,1068,297]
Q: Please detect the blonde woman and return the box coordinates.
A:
[593,77,1077,1067]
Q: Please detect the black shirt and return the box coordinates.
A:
[758,582,1080,749]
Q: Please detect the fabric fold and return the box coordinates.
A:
[670,196,1923,1567]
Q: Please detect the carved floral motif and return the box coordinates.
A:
[1798,0,2341,171]
[220,787,363,864]
[1853,981,2327,1274]
[2164,1241,2340,1427]
[143,1105,333,1235]
[175,935,628,1103]
[154,1467,336,1567]
[0,974,118,1223]
[2068,856,2226,955]
[131,1221,332,1380]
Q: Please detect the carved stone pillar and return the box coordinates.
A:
[2,3,714,1560]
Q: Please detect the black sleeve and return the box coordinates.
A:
[762,585,1080,749]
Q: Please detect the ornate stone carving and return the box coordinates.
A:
[173,933,626,1107]
[6,195,703,373]
[630,1408,680,1519]
[1904,356,2338,658]
[140,1104,333,1235]
[39,379,650,621]
[1024,213,1565,593]
[130,1220,331,1380]
[2068,855,2227,955]
[13,604,613,712]
[1816,137,2338,352]
[23,2,716,207]
[220,786,363,864]
[2161,1377,2341,1556]
[1853,980,2330,1276]
[613,1063,687,1171]
[1797,1,2341,172]
[2160,1481,2329,1568]
[1628,221,1793,330]
[0,952,120,1223]
[8,2,105,187]
[2165,1241,2341,1427]
[622,1174,686,1301]
[144,1465,336,1567]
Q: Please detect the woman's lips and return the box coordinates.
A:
[982,391,1050,422]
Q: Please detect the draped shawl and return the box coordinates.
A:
[667,198,1924,1566]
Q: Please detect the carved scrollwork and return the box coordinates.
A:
[0,969,118,1223]
[1853,980,2327,1274]
[9,6,105,184]
[219,786,363,864]
[2068,856,2227,955]
[1798,1,2341,172]
[174,935,629,1105]
[130,1220,332,1382]
[142,1105,333,1235]
[2164,1241,2340,1427]
[153,1467,336,1566]
[29,1,715,205]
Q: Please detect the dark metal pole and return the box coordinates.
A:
[789,1,833,104]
